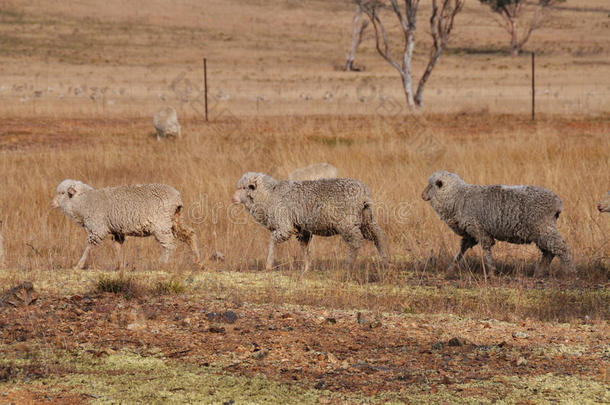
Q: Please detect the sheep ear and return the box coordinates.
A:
[67,185,76,198]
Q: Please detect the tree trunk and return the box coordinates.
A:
[415,48,442,107]
[509,17,520,56]
[402,30,416,109]
[346,5,364,71]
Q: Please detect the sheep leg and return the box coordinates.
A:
[296,231,312,274]
[266,231,290,271]
[111,233,125,271]
[342,228,364,268]
[453,236,477,266]
[155,231,176,264]
[172,209,203,268]
[75,243,92,270]
[479,236,496,278]
[535,249,554,278]
[536,228,575,277]
[361,217,389,266]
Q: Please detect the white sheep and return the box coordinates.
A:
[153,106,181,140]
[232,172,388,272]
[422,171,574,277]
[287,163,338,181]
[51,180,202,270]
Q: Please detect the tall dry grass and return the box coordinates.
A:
[0,113,608,321]
[0,113,608,274]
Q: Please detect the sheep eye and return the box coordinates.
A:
[248,184,256,190]
[435,180,443,188]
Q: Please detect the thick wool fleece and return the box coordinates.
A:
[422,171,573,276]
[52,180,201,269]
[233,172,388,272]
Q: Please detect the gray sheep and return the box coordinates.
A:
[232,172,388,272]
[287,163,338,181]
[153,106,181,140]
[598,192,610,213]
[422,171,573,277]
[51,180,201,270]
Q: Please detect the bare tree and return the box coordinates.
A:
[480,0,564,56]
[345,4,369,71]
[357,0,465,109]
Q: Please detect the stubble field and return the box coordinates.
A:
[0,0,609,403]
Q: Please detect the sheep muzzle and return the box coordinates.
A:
[421,184,432,201]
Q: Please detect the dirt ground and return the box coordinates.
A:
[1,287,608,404]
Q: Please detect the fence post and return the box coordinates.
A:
[531,52,535,121]
[203,57,208,122]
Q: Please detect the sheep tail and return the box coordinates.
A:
[171,206,203,268]
[360,202,389,265]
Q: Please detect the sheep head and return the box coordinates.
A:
[232,172,278,210]
[422,171,465,206]
[51,179,93,210]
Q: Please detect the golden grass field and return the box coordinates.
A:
[0,0,609,403]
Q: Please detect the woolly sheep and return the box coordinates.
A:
[51,180,201,270]
[598,192,610,213]
[0,221,5,268]
[232,172,388,272]
[287,163,338,181]
[422,171,573,277]
[153,106,181,140]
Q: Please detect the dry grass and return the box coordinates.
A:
[0,0,608,322]
[0,114,608,321]
[0,0,608,117]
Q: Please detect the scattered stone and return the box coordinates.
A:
[252,350,268,360]
[205,311,238,324]
[516,357,528,366]
[512,331,529,339]
[448,337,462,347]
[369,320,382,329]
[222,311,238,324]
[325,317,336,324]
[208,326,226,334]
[1,282,38,308]
[431,342,444,350]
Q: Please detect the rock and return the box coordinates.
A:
[512,331,529,339]
[222,311,238,324]
[431,342,444,350]
[205,311,238,324]
[448,337,462,347]
[208,326,226,334]
[1,282,39,307]
[252,350,268,360]
[369,320,382,329]
[516,357,528,366]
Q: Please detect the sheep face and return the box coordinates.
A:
[51,179,93,212]
[232,172,277,209]
[421,171,465,204]
[598,191,610,213]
